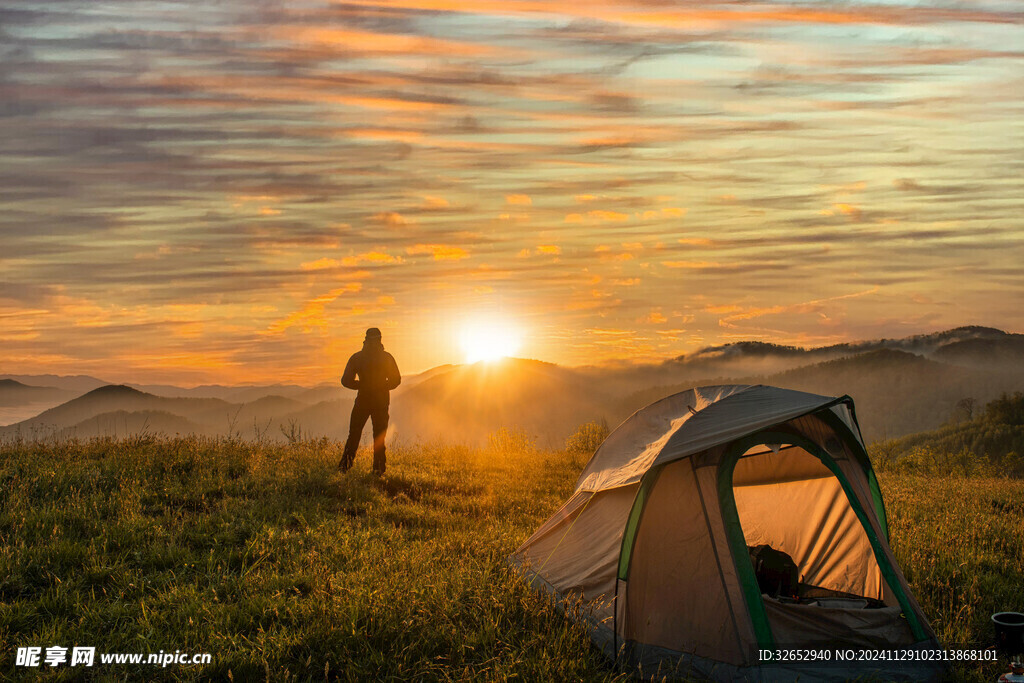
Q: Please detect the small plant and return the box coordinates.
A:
[279,418,303,444]
[565,419,609,457]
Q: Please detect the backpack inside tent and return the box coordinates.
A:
[511,385,942,681]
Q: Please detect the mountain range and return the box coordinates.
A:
[2,326,1023,446]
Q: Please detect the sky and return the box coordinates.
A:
[2,0,1022,385]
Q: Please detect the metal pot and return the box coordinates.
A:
[993,612,1024,655]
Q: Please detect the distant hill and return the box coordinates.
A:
[0,379,64,407]
[0,378,83,426]
[1,385,231,437]
[229,395,311,436]
[222,385,312,404]
[275,399,354,440]
[0,385,295,440]
[58,410,206,439]
[665,326,1020,380]
[0,374,108,393]
[604,347,1023,441]
[756,349,988,440]
[389,358,611,446]
[931,336,1024,371]
[4,326,1022,445]
[292,386,348,405]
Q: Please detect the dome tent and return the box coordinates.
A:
[511,385,941,681]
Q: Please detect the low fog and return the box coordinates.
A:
[3,326,1023,448]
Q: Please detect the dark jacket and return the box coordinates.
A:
[341,340,401,407]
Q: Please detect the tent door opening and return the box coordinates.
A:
[719,431,922,649]
[733,442,886,605]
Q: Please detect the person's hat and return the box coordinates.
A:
[365,327,382,339]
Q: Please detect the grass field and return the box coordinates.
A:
[1,435,1022,681]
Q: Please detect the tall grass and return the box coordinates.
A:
[0,435,1021,681]
[881,474,1024,682]
[0,436,617,681]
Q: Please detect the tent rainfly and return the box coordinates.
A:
[511,385,942,681]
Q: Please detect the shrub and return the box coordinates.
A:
[565,420,610,457]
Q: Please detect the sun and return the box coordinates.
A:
[459,319,522,363]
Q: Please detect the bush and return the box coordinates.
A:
[565,420,610,457]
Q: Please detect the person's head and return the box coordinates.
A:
[364,327,382,342]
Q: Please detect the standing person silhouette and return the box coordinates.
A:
[339,327,401,475]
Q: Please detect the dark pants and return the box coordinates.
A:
[341,398,389,474]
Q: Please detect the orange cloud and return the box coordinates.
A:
[566,210,630,223]
[704,304,743,315]
[598,250,635,262]
[836,203,863,221]
[369,212,414,227]
[340,251,403,267]
[717,287,881,328]
[406,244,470,260]
[160,74,452,112]
[421,195,450,208]
[278,26,496,58]
[661,260,722,269]
[537,244,561,255]
[346,128,424,143]
[301,258,339,271]
[505,194,532,205]
[590,210,630,222]
[647,310,667,324]
[580,136,641,148]
[266,283,363,334]
[330,0,1015,31]
[585,328,635,336]
[498,213,530,222]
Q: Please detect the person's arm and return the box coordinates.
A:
[341,355,360,390]
[387,354,401,390]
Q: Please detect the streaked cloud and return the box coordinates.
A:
[341,252,404,267]
[0,0,1019,380]
[406,244,471,261]
[369,212,415,228]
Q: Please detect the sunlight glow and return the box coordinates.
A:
[459,319,522,363]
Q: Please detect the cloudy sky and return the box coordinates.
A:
[2,0,1022,384]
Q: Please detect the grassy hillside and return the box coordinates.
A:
[0,436,612,681]
[1,436,1022,681]
[872,392,1024,477]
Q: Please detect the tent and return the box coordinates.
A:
[511,385,941,681]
